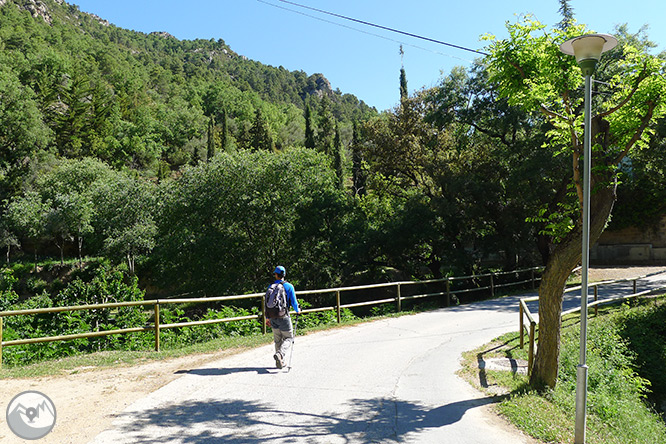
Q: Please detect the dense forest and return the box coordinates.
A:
[1,0,665,306]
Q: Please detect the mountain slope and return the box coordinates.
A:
[0,0,375,187]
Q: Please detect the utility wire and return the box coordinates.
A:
[275,0,489,57]
[257,0,473,63]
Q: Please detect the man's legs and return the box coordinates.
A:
[270,317,294,368]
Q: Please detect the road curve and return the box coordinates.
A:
[90,272,666,444]
[91,295,535,444]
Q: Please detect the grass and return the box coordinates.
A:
[460,296,666,444]
[0,333,275,379]
[0,309,410,379]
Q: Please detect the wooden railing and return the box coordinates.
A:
[0,266,543,367]
[519,272,666,376]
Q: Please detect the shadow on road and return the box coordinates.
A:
[109,395,500,443]
[175,367,272,376]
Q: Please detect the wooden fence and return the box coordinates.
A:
[519,272,666,375]
[0,266,542,367]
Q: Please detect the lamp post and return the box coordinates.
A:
[559,33,617,444]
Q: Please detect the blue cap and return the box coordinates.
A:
[273,265,286,276]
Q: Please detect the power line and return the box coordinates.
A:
[274,0,489,57]
[257,0,474,63]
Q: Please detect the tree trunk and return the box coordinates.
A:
[78,236,83,268]
[127,252,135,275]
[530,181,616,389]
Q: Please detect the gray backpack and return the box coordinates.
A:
[265,281,287,318]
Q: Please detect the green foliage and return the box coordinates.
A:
[154,148,347,294]
[614,299,666,401]
[0,0,373,179]
[295,300,357,329]
[483,16,666,245]
[2,266,151,365]
[492,299,666,444]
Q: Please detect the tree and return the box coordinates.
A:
[0,69,53,201]
[0,217,20,264]
[6,191,48,271]
[317,96,336,156]
[34,158,114,265]
[207,115,217,160]
[304,104,316,149]
[400,45,408,102]
[350,121,366,197]
[557,0,575,30]
[220,108,228,152]
[484,17,666,388]
[93,176,157,274]
[333,125,344,189]
[154,149,343,294]
[249,108,273,151]
[44,192,94,266]
[426,64,556,270]
[400,67,409,103]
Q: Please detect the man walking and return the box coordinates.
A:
[265,265,300,369]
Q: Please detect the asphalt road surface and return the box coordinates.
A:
[90,272,666,444]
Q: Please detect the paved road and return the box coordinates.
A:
[90,272,666,444]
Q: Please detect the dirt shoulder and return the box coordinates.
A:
[0,349,244,444]
[1,266,664,443]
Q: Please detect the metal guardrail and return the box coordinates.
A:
[0,266,543,367]
[519,271,666,376]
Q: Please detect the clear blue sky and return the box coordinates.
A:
[72,0,665,112]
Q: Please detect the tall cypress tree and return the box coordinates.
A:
[351,121,366,196]
[400,68,408,102]
[333,125,344,189]
[557,0,575,30]
[304,104,316,149]
[317,96,335,156]
[400,45,408,102]
[220,108,228,152]
[250,108,273,151]
[207,115,216,161]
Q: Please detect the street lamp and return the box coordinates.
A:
[559,33,617,444]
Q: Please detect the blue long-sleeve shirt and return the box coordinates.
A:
[272,279,300,313]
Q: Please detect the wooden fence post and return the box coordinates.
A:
[490,274,495,298]
[446,279,451,307]
[633,279,637,294]
[528,321,536,375]
[336,290,341,323]
[519,303,524,349]
[0,316,3,369]
[261,296,267,335]
[594,286,599,317]
[396,284,402,312]
[154,302,160,352]
[531,268,535,290]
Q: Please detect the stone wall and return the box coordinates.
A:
[592,215,666,264]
